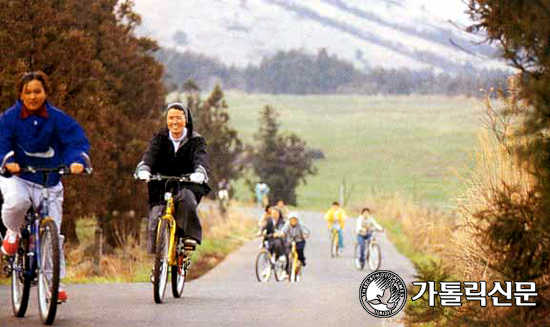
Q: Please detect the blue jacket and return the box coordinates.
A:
[0,100,90,187]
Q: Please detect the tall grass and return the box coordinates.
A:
[403,78,550,326]
[65,200,256,283]
[454,129,534,282]
[355,196,456,266]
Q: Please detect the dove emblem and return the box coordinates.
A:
[359,270,407,318]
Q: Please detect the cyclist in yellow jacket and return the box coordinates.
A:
[324,201,347,251]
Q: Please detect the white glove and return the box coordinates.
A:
[137,170,151,181]
[189,172,205,184]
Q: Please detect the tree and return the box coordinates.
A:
[458,1,550,324]
[186,85,243,197]
[252,106,316,205]
[0,0,165,247]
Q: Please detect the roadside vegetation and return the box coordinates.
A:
[62,201,255,283]
[401,78,549,326]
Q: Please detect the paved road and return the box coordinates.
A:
[0,210,416,327]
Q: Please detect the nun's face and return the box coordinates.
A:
[167,108,186,137]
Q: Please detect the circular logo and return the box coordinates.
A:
[359,270,407,318]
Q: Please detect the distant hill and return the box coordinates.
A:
[133,0,505,72]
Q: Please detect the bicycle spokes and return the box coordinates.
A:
[40,236,54,290]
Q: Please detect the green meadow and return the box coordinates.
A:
[221,92,485,210]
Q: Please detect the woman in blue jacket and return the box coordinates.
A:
[0,71,90,302]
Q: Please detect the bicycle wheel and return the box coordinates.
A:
[368,243,381,271]
[255,249,272,282]
[154,220,170,303]
[171,252,186,298]
[273,255,287,282]
[330,232,339,258]
[38,219,60,325]
[11,242,31,318]
[290,254,298,283]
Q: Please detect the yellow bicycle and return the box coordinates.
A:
[137,174,198,304]
[330,227,340,258]
[289,241,301,282]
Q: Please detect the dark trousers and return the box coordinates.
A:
[147,189,202,254]
[285,240,306,272]
[268,237,285,259]
[357,232,373,264]
[174,189,202,243]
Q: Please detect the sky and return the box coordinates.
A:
[411,0,471,24]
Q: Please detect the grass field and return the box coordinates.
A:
[220,92,486,210]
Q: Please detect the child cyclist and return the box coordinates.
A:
[356,207,384,268]
[324,201,347,251]
[278,212,310,277]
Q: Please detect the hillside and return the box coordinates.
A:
[133,0,505,72]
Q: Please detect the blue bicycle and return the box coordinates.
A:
[1,151,92,325]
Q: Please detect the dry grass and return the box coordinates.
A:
[65,200,256,283]
[401,77,550,326]
[355,195,457,267]
[454,129,535,282]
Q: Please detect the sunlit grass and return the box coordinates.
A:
[61,201,256,283]
[220,92,485,209]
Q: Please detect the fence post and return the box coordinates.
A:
[94,226,103,274]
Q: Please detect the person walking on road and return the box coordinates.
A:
[255,182,270,207]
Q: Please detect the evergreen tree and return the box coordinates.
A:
[0,0,165,246]
[186,85,243,196]
[463,1,550,324]
[252,106,316,205]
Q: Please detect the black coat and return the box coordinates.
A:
[140,128,211,206]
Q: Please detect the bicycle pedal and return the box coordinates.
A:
[183,239,197,250]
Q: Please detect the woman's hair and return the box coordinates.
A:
[16,71,51,96]
[361,207,371,214]
[264,205,271,213]
[270,208,282,218]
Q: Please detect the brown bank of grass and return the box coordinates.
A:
[355,196,457,268]
[391,81,550,326]
[349,195,458,326]
[64,202,256,283]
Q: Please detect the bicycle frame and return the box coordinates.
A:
[290,241,299,282]
[331,228,339,243]
[2,151,92,323]
[11,172,68,279]
[157,194,178,266]
[144,173,200,267]
[370,233,378,247]
[330,227,340,257]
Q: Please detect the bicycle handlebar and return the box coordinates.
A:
[134,173,201,184]
[0,151,93,175]
[0,151,14,171]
